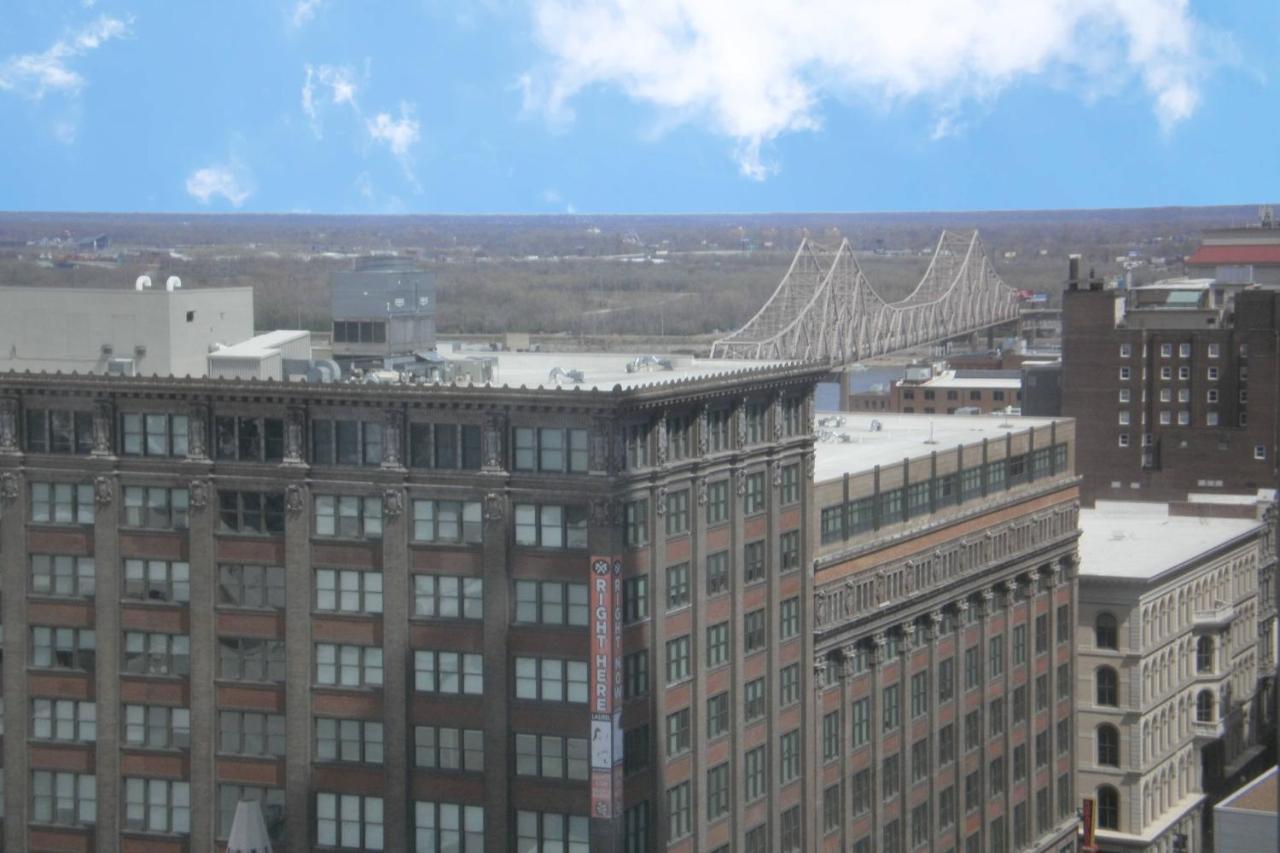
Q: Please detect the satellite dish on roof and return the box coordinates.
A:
[165,276,182,292]
[135,275,151,291]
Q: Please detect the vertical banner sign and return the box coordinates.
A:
[1081,798,1096,851]
[589,556,623,819]
[611,558,624,819]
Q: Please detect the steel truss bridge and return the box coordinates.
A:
[710,230,1020,364]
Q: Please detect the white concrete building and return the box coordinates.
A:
[1074,496,1277,852]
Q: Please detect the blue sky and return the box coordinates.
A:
[0,0,1276,214]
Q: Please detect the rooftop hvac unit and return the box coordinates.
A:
[107,358,135,377]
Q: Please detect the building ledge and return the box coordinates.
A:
[1193,604,1234,630]
[1095,792,1206,845]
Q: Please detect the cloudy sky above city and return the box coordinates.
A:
[0,0,1275,214]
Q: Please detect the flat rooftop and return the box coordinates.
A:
[812,412,1061,482]
[1078,501,1261,580]
[437,346,796,392]
[915,370,1021,390]
[1217,766,1277,815]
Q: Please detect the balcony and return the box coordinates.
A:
[1192,604,1234,630]
[1192,718,1225,742]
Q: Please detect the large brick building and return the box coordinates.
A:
[811,413,1081,853]
[0,354,825,853]
[1062,265,1280,506]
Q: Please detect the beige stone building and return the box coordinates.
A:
[1074,496,1278,852]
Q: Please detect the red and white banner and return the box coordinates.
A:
[589,556,624,819]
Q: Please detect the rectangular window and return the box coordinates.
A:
[825,783,844,833]
[990,756,1005,796]
[316,792,384,850]
[779,529,801,573]
[743,539,766,584]
[411,499,483,544]
[744,677,766,722]
[707,692,729,739]
[666,783,691,842]
[315,718,384,765]
[1013,743,1027,781]
[122,557,188,603]
[315,567,384,614]
[1036,674,1049,711]
[911,671,929,717]
[779,596,800,639]
[310,418,383,467]
[125,701,192,747]
[25,408,95,455]
[744,609,766,653]
[744,745,767,801]
[512,426,589,473]
[621,575,648,623]
[315,494,383,539]
[965,770,981,812]
[706,622,729,668]
[824,706,844,758]
[623,651,648,699]
[624,802,649,853]
[665,708,691,757]
[990,698,1005,737]
[510,732,582,778]
[989,635,1004,678]
[217,564,285,609]
[624,499,648,547]
[623,725,649,775]
[1036,731,1049,768]
[707,763,730,819]
[315,643,383,688]
[217,637,286,683]
[124,778,190,834]
[122,631,189,677]
[414,574,485,620]
[705,550,729,596]
[851,697,870,748]
[939,657,955,702]
[1013,685,1027,723]
[664,489,690,536]
[779,663,801,706]
[217,490,285,535]
[782,727,803,781]
[940,723,956,765]
[32,698,96,743]
[911,737,931,782]
[123,485,190,530]
[212,415,282,462]
[665,636,691,684]
[513,580,586,626]
[31,554,95,598]
[514,503,588,549]
[883,683,900,730]
[415,651,484,695]
[964,710,980,751]
[625,423,651,470]
[122,412,190,458]
[408,422,483,470]
[665,562,690,610]
[217,710,285,756]
[30,481,95,525]
[911,802,931,847]
[882,753,900,798]
[515,656,588,703]
[780,463,800,505]
[744,471,766,514]
[1058,663,1071,700]
[32,770,97,826]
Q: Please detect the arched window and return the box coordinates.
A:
[1097,724,1120,767]
[1196,690,1214,722]
[1196,636,1213,673]
[1096,612,1118,649]
[1096,666,1119,706]
[1098,785,1120,830]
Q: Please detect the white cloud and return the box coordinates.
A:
[290,0,325,28]
[302,63,360,133]
[0,15,130,99]
[185,162,253,207]
[523,0,1215,178]
[366,102,421,158]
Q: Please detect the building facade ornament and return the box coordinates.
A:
[654,485,668,516]
[92,398,115,456]
[589,417,612,473]
[188,480,209,511]
[283,406,307,464]
[735,468,747,497]
[589,497,618,527]
[381,408,404,468]
[484,491,506,522]
[382,488,404,517]
[0,397,18,453]
[736,397,748,447]
[482,412,506,471]
[94,475,113,505]
[285,484,305,516]
[655,415,669,468]
[0,471,18,503]
[696,407,709,457]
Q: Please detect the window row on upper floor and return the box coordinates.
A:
[20,398,809,472]
[821,443,1069,545]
